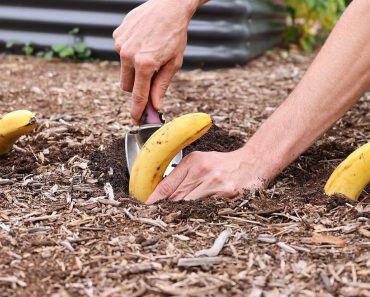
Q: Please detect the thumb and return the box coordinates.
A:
[145,159,189,204]
[151,58,181,110]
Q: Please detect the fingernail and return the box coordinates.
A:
[157,99,163,110]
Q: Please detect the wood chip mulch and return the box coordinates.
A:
[0,50,369,297]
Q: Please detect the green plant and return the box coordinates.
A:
[284,0,346,51]
[38,27,92,61]
[22,42,34,56]
[4,27,92,61]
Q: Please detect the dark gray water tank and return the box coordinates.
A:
[0,0,286,67]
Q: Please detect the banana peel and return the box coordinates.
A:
[324,142,370,201]
[0,110,38,156]
[129,113,213,203]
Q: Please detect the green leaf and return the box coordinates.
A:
[51,44,68,53]
[78,48,92,59]
[5,40,16,48]
[300,35,315,52]
[284,0,348,50]
[36,51,45,57]
[284,26,299,44]
[59,47,75,58]
[74,42,87,53]
[44,51,54,60]
[304,0,315,9]
[22,44,34,55]
[68,27,80,35]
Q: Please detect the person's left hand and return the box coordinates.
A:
[145,149,266,204]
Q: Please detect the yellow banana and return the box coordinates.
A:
[0,110,38,156]
[129,113,213,203]
[324,142,370,201]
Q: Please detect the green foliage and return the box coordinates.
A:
[68,27,80,35]
[45,28,92,61]
[5,27,92,61]
[284,0,346,51]
[47,41,91,60]
[5,40,16,49]
[22,43,34,56]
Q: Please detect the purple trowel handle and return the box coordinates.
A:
[140,99,162,125]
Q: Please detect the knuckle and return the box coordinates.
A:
[120,48,133,61]
[132,92,147,105]
[184,151,200,163]
[114,43,121,54]
[210,171,223,184]
[196,162,210,174]
[157,180,173,197]
[157,80,170,91]
[112,28,118,39]
[135,57,159,71]
[173,58,183,70]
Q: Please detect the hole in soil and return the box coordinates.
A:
[90,125,245,196]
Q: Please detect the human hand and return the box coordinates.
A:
[113,0,200,124]
[145,149,267,204]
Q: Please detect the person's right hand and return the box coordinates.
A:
[113,0,201,124]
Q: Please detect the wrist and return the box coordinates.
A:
[236,143,283,185]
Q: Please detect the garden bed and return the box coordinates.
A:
[0,51,369,297]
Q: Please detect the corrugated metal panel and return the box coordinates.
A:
[0,0,286,67]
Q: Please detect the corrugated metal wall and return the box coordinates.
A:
[0,0,286,67]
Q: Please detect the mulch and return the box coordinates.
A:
[0,51,369,297]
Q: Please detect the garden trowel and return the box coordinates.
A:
[125,99,183,176]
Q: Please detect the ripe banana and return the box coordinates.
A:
[0,110,38,156]
[324,142,370,201]
[129,113,213,203]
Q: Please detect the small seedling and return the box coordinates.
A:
[22,43,34,56]
[4,27,93,61]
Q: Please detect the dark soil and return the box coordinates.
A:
[90,125,245,196]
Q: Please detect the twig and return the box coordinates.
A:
[122,262,162,275]
[0,222,11,233]
[98,198,121,206]
[25,214,60,222]
[277,242,297,254]
[104,182,115,200]
[124,208,167,230]
[141,226,189,247]
[221,216,266,226]
[60,240,75,252]
[195,229,232,257]
[80,226,106,231]
[177,257,224,267]
[257,234,276,244]
[0,179,13,185]
[0,276,27,288]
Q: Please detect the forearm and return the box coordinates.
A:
[187,0,209,14]
[242,0,370,181]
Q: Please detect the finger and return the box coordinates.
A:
[183,184,239,201]
[145,158,190,204]
[120,62,135,92]
[151,58,182,110]
[169,177,202,201]
[131,65,155,124]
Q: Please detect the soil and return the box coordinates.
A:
[90,125,244,198]
[0,52,369,297]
